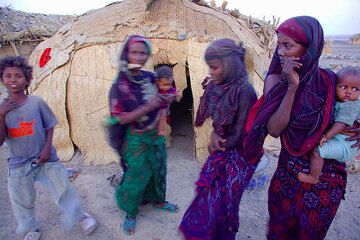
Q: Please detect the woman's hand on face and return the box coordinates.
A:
[282,57,302,89]
[208,131,226,154]
[345,120,360,149]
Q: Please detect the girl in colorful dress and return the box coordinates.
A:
[179,38,257,240]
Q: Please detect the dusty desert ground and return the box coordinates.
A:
[0,39,359,240]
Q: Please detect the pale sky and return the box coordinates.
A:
[1,0,359,35]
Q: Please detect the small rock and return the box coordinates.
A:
[177,33,186,41]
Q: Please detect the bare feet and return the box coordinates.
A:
[297,172,320,184]
[348,160,360,173]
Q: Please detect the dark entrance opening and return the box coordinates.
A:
[169,64,194,151]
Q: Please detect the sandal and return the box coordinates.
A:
[107,173,123,186]
[24,230,41,240]
[246,178,257,191]
[66,166,81,182]
[153,201,179,212]
[123,215,136,235]
[348,161,360,173]
[257,174,269,188]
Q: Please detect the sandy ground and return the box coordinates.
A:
[320,39,360,70]
[1,40,360,240]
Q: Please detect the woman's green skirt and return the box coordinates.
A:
[116,128,167,217]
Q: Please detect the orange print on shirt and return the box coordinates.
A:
[8,120,35,138]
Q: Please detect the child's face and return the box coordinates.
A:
[1,66,28,94]
[157,78,172,91]
[336,74,360,102]
[127,42,149,69]
[207,59,223,84]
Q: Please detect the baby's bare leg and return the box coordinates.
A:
[158,109,166,136]
[298,147,323,184]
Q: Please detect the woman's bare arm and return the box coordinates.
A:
[264,74,298,138]
[265,57,302,138]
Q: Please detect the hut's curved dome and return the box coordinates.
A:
[29,0,275,164]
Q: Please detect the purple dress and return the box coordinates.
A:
[243,16,347,240]
[179,38,257,240]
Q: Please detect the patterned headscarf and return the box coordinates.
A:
[109,35,159,129]
[244,16,336,163]
[267,16,325,81]
[195,38,254,141]
[119,35,152,72]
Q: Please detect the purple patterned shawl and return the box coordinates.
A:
[243,16,336,163]
[108,35,159,157]
[109,35,159,129]
[180,38,258,240]
[195,38,257,148]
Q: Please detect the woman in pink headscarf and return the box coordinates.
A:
[244,16,359,239]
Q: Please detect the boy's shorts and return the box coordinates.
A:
[319,134,357,162]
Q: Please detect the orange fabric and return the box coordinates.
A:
[8,120,35,138]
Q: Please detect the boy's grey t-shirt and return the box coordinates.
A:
[5,96,59,169]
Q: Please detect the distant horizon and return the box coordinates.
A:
[326,34,356,36]
[1,0,359,36]
[325,34,357,37]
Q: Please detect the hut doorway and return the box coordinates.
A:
[169,66,194,150]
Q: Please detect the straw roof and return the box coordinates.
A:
[0,6,74,44]
[28,0,277,164]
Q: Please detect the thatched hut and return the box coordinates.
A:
[28,0,277,165]
[0,7,73,59]
[350,33,360,45]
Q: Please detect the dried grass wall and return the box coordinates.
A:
[27,0,273,165]
[30,64,74,161]
[28,38,270,165]
[67,45,118,164]
[187,39,211,162]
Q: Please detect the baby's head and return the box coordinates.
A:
[0,56,33,93]
[155,66,173,92]
[336,67,360,102]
